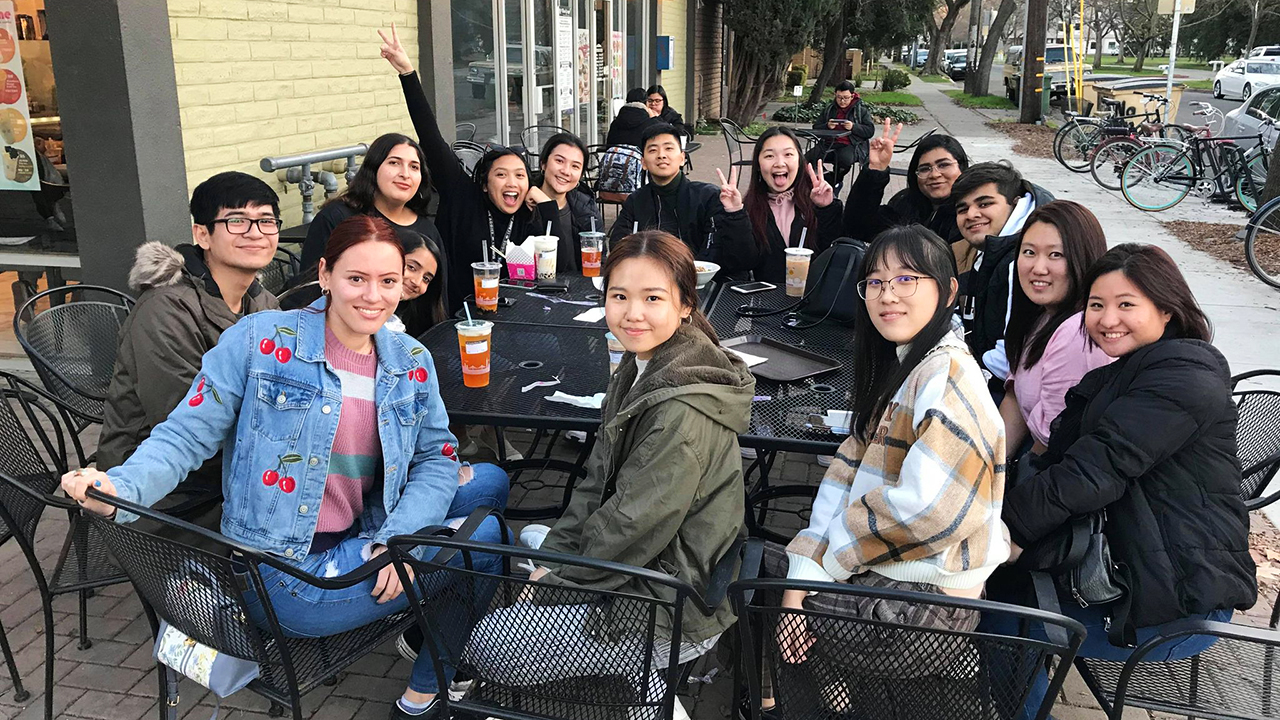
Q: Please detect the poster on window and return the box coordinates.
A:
[610,31,623,92]
[577,29,590,106]
[557,14,573,113]
[0,2,36,190]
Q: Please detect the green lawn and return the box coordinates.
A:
[858,90,923,106]
[918,73,952,83]
[1183,79,1214,91]
[943,89,1016,109]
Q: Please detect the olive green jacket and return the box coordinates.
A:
[539,322,754,642]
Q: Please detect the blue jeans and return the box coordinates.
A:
[243,462,509,694]
[978,597,1232,720]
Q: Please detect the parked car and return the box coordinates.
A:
[945,49,968,80]
[1213,59,1280,101]
[467,44,553,99]
[912,48,930,69]
[1004,44,1077,104]
[1223,84,1280,143]
[1249,45,1280,58]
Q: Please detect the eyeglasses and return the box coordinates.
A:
[212,217,282,235]
[915,160,958,177]
[857,275,931,300]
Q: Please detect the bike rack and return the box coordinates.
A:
[260,144,368,224]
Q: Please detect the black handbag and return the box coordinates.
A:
[735,237,867,329]
[1018,509,1125,609]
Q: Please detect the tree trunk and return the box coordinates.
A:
[1093,26,1105,68]
[963,0,984,93]
[728,47,787,125]
[1133,40,1148,70]
[925,0,971,74]
[809,5,847,103]
[973,0,1017,96]
[1020,0,1048,122]
[1247,0,1261,53]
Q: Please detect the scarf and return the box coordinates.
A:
[767,190,796,245]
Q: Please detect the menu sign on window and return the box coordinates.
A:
[0,2,35,191]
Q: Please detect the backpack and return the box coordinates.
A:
[736,237,867,329]
[595,145,645,194]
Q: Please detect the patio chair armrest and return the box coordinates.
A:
[1231,368,1280,389]
[728,537,767,609]
[411,506,506,566]
[693,534,747,615]
[1246,480,1280,511]
[2,471,76,510]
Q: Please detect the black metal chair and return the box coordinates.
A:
[387,527,742,720]
[453,140,488,179]
[887,127,939,177]
[257,247,301,297]
[1074,594,1280,718]
[78,491,491,720]
[519,125,566,171]
[1232,369,1280,510]
[14,284,134,463]
[456,122,478,142]
[0,372,139,718]
[719,118,757,187]
[730,540,1086,720]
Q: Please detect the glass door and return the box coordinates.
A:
[574,0,594,141]
[453,0,500,143]
[522,0,558,152]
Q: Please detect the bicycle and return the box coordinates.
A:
[1119,117,1272,213]
[1243,193,1280,288]
[1089,101,1223,191]
[1053,93,1198,173]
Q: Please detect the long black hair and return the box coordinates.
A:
[744,126,816,254]
[1006,201,1109,371]
[851,225,960,442]
[334,133,432,216]
[396,229,449,335]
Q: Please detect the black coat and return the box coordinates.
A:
[658,106,694,137]
[605,104,659,148]
[400,72,564,312]
[747,200,844,283]
[1006,339,1256,636]
[842,168,962,245]
[609,178,758,276]
[812,100,875,165]
[549,189,605,272]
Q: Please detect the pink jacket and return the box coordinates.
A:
[1007,312,1115,446]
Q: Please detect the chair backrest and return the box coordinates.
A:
[1232,370,1280,504]
[14,284,135,423]
[520,124,565,159]
[595,145,645,195]
[388,534,699,720]
[719,117,757,167]
[81,492,272,665]
[0,372,75,550]
[731,576,1085,720]
[456,122,478,142]
[453,140,487,178]
[257,247,301,297]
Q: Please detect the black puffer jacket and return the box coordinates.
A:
[842,169,962,245]
[1006,339,1256,639]
[608,176,758,276]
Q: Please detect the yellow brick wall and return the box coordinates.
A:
[658,0,686,119]
[168,0,420,226]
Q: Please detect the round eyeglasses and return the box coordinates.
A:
[857,275,932,300]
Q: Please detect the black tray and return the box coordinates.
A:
[721,335,841,383]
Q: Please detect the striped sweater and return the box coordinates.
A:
[787,328,1010,591]
[315,328,381,536]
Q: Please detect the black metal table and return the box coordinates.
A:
[707,282,855,351]
[456,273,720,328]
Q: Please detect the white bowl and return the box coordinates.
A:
[695,261,720,287]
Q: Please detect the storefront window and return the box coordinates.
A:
[453,0,500,143]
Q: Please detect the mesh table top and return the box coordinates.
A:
[707,283,856,350]
[455,273,719,328]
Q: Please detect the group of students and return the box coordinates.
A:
[60,22,1260,720]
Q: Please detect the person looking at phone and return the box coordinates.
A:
[805,81,875,191]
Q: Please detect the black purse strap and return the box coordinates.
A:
[1029,571,1071,648]
[783,255,858,330]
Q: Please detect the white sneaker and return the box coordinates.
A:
[817,455,833,467]
[741,447,758,460]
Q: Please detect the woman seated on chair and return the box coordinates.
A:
[298,132,443,278]
[61,215,510,720]
[987,243,1256,720]
[606,87,660,149]
[742,126,844,284]
[532,132,604,272]
[645,85,694,138]
[379,24,565,312]
[843,124,970,245]
[1000,200,1113,462]
[769,225,1008,681]
[467,231,753,706]
[389,229,449,337]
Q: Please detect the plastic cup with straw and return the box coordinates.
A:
[785,228,814,298]
[456,302,494,388]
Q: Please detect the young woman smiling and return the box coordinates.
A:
[60,216,510,720]
[299,132,443,275]
[1000,201,1113,459]
[379,24,564,311]
[389,229,449,337]
[842,122,970,245]
[743,126,843,282]
[770,225,1008,676]
[991,243,1255,720]
[529,132,603,272]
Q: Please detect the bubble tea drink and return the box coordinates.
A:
[471,261,501,312]
[456,320,494,388]
[605,332,625,375]
[785,247,813,297]
[579,231,605,277]
[534,236,558,281]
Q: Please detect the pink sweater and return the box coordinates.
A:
[1006,312,1115,446]
[315,329,381,535]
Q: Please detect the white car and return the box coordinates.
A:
[1213,59,1280,101]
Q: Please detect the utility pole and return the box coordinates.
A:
[1020,0,1048,122]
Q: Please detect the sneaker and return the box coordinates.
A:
[817,455,833,468]
[396,626,423,662]
[389,697,440,719]
[741,447,758,460]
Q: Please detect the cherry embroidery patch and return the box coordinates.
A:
[263,453,302,493]
[259,326,297,364]
[188,376,223,407]
[442,443,458,462]
[406,347,428,383]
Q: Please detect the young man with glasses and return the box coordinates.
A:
[97,171,282,528]
[806,80,875,192]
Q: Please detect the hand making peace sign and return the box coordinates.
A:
[867,118,904,172]
[716,168,743,213]
[807,159,834,208]
[378,23,414,75]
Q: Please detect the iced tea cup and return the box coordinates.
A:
[456,320,494,388]
[785,247,813,297]
[534,236,558,281]
[605,331,625,375]
[580,232,605,277]
[471,261,501,312]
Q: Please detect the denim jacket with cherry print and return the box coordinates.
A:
[104,297,462,564]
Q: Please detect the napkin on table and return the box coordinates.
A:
[545,391,606,409]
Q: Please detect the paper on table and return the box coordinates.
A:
[823,410,852,434]
[723,347,768,368]
[573,307,607,323]
[546,391,606,409]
